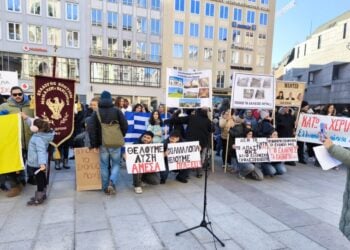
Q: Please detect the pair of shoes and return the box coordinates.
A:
[27,191,45,206]
[298,160,307,164]
[237,173,245,180]
[285,162,296,166]
[160,179,166,184]
[6,185,22,197]
[226,168,236,174]
[134,187,143,194]
[63,159,70,169]
[176,175,188,183]
[107,182,116,195]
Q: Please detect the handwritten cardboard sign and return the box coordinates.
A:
[296,113,350,147]
[125,143,166,174]
[167,141,201,170]
[267,138,298,162]
[74,147,101,191]
[235,138,269,163]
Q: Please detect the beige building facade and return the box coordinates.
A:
[161,0,276,101]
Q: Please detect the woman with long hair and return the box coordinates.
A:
[147,110,163,143]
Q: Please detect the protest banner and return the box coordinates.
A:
[235,138,269,163]
[267,138,298,162]
[275,81,305,107]
[296,113,350,147]
[231,73,275,109]
[0,71,18,95]
[166,68,212,109]
[74,147,101,191]
[0,114,25,174]
[167,141,201,171]
[125,143,166,174]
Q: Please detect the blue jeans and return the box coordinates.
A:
[261,162,287,176]
[100,146,121,191]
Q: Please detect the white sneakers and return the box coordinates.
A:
[134,187,143,194]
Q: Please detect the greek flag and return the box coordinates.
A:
[124,112,151,144]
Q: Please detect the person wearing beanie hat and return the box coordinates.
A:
[88,90,128,195]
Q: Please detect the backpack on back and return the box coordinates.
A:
[96,110,125,148]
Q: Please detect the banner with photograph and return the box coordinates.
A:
[235,138,269,163]
[267,138,298,162]
[167,141,201,171]
[231,73,275,109]
[0,71,18,95]
[125,143,166,174]
[296,113,350,147]
[275,81,305,107]
[166,68,212,109]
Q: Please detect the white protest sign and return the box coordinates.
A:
[0,71,18,95]
[235,138,269,163]
[167,141,201,171]
[313,145,341,171]
[267,138,298,162]
[125,143,166,174]
[231,73,275,109]
[296,113,350,147]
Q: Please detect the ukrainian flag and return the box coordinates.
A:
[0,114,25,174]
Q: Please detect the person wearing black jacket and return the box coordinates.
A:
[89,91,128,195]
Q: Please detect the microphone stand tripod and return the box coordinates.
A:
[175,150,225,247]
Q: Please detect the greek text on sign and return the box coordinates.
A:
[267,138,298,162]
[235,138,269,163]
[167,141,201,171]
[125,143,166,174]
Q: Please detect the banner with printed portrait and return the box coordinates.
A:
[167,141,201,171]
[231,73,275,109]
[166,68,212,109]
[34,76,75,147]
[275,81,305,107]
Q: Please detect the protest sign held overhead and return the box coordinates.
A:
[267,138,298,162]
[74,148,102,191]
[296,113,350,147]
[0,71,18,95]
[125,143,166,174]
[167,141,201,171]
[235,138,269,163]
[166,68,212,109]
[275,81,305,107]
[231,73,275,109]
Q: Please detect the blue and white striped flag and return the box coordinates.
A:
[124,112,151,144]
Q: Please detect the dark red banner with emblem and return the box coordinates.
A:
[34,76,75,147]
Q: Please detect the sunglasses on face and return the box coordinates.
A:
[12,93,23,97]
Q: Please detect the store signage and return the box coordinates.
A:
[22,45,48,53]
[232,22,256,31]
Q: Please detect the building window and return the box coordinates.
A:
[47,27,61,46]
[123,40,132,58]
[231,50,239,64]
[244,53,252,65]
[108,38,117,57]
[205,3,214,16]
[151,19,160,35]
[245,31,254,47]
[205,25,214,39]
[92,36,103,55]
[343,23,347,39]
[216,71,225,88]
[189,45,198,60]
[204,48,213,60]
[219,28,227,41]
[123,14,132,31]
[108,0,117,3]
[218,49,226,63]
[66,30,79,48]
[174,21,184,35]
[66,3,79,21]
[304,43,307,56]
[7,22,22,41]
[308,72,314,84]
[123,0,132,5]
[175,0,184,11]
[189,23,199,37]
[7,0,21,12]
[261,0,269,4]
[150,43,160,62]
[233,8,242,22]
[259,13,268,25]
[137,17,147,33]
[136,42,146,59]
[233,30,241,43]
[91,9,102,26]
[137,0,147,8]
[220,6,228,19]
[317,35,321,49]
[151,0,160,10]
[28,25,42,44]
[257,55,265,66]
[48,0,61,18]
[28,0,41,15]
[107,12,118,29]
[247,10,255,24]
[173,44,184,58]
[297,47,300,58]
[191,0,200,14]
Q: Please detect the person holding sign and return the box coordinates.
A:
[219,109,235,169]
[323,137,350,241]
